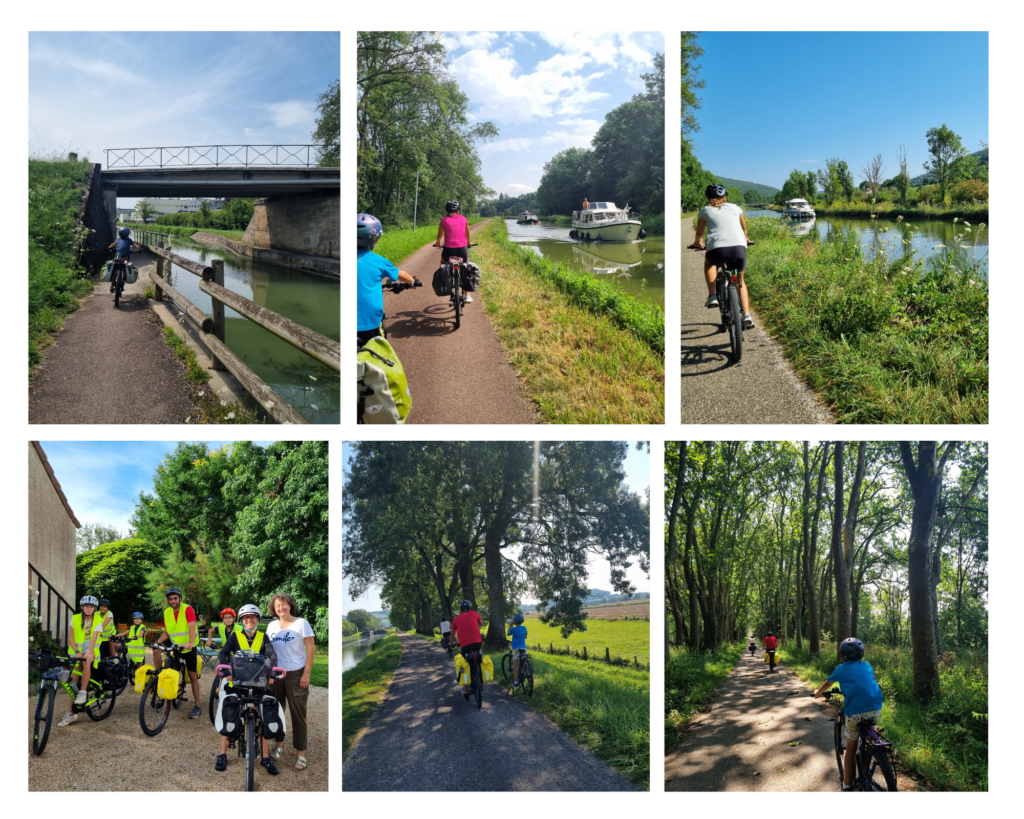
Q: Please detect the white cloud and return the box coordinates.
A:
[506,183,536,193]
[265,99,314,130]
[483,118,602,153]
[30,45,146,86]
[800,159,819,165]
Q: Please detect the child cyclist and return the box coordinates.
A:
[450,600,483,699]
[57,595,104,726]
[115,612,148,668]
[107,227,140,293]
[506,613,528,691]
[96,598,116,656]
[439,617,452,650]
[206,608,242,648]
[432,200,474,303]
[813,638,884,792]
[357,213,416,345]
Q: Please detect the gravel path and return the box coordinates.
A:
[29,251,197,424]
[382,221,540,424]
[680,221,833,424]
[28,674,328,792]
[343,634,634,791]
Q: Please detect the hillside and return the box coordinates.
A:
[713,176,780,200]
[912,147,988,186]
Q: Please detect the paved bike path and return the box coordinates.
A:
[664,646,839,791]
[29,250,197,424]
[680,220,833,424]
[342,633,635,791]
[383,221,540,424]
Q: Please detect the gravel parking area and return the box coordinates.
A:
[28,682,328,791]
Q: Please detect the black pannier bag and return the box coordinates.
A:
[432,264,454,297]
[260,694,286,741]
[460,262,481,292]
[216,689,243,739]
[101,657,127,691]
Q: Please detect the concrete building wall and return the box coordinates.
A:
[243,191,339,258]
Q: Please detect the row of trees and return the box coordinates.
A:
[665,441,987,699]
[680,33,718,212]
[357,31,496,226]
[536,54,665,217]
[479,191,539,218]
[344,442,649,648]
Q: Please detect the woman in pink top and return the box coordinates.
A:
[433,199,474,302]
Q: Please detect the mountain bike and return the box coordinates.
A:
[823,688,897,791]
[438,244,477,330]
[457,649,483,709]
[138,643,191,736]
[31,650,117,755]
[688,243,753,362]
[108,255,132,308]
[749,642,757,657]
[440,631,454,660]
[216,663,287,791]
[500,646,534,697]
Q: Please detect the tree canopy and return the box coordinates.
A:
[313,78,340,167]
[77,538,165,620]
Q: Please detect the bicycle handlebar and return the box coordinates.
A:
[385,277,422,294]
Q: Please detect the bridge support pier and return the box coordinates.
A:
[242,190,339,259]
[103,185,118,246]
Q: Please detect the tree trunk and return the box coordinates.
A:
[831,442,851,656]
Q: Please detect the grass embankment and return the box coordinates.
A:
[665,643,744,752]
[784,645,987,791]
[772,202,989,221]
[521,618,650,665]
[745,216,987,423]
[341,634,403,760]
[28,157,96,371]
[310,646,329,688]
[473,220,664,423]
[373,218,487,265]
[120,221,245,241]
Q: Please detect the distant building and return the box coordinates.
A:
[132,198,223,220]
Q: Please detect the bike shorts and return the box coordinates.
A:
[706,245,747,274]
[157,640,198,674]
[844,709,882,742]
[459,642,482,662]
[441,246,468,263]
[357,327,382,346]
[511,648,528,659]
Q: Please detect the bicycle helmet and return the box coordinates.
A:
[839,637,865,661]
[80,595,99,607]
[705,184,727,200]
[132,612,144,619]
[357,213,383,249]
[512,613,524,625]
[98,598,110,607]
[220,608,237,620]
[459,599,472,612]
[237,604,260,619]
[767,631,774,637]
[445,200,461,214]
[118,227,131,238]
[165,587,182,599]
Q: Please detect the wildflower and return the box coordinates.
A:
[964,221,971,227]
[225,412,236,421]
[897,215,904,223]
[220,400,228,407]
[309,376,317,381]
[267,402,275,410]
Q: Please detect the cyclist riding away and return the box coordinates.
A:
[506,613,528,691]
[152,587,203,719]
[749,633,757,656]
[96,598,116,656]
[763,631,778,673]
[214,603,279,776]
[693,184,755,329]
[357,213,416,345]
[439,617,452,649]
[450,600,483,700]
[207,608,242,648]
[107,227,140,293]
[432,200,473,303]
[58,595,104,726]
[115,612,148,667]
[813,638,885,792]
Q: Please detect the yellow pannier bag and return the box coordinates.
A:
[480,655,495,682]
[454,655,471,686]
[764,651,780,664]
[134,664,155,694]
[157,668,180,700]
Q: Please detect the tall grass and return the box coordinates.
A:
[665,643,744,751]
[341,634,402,759]
[784,645,987,791]
[371,217,487,265]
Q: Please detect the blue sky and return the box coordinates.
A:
[341,441,651,613]
[690,32,989,189]
[443,31,663,197]
[29,32,339,206]
[40,441,272,537]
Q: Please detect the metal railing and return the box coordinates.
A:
[106,144,327,169]
[29,564,71,648]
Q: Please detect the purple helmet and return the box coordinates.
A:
[358,213,383,249]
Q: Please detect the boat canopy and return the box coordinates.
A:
[785,199,810,206]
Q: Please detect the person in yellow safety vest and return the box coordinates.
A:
[96,598,117,657]
[214,603,280,776]
[151,587,203,719]
[206,608,242,648]
[115,612,148,666]
[57,595,104,726]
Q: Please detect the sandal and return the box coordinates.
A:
[270,743,282,761]
[295,755,308,770]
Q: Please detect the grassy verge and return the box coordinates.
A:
[665,642,744,752]
[745,216,987,423]
[473,221,664,423]
[784,645,987,791]
[310,646,329,687]
[521,618,650,665]
[341,634,403,760]
[119,222,245,241]
[804,202,988,220]
[373,218,487,265]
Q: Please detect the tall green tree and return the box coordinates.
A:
[77,538,164,621]
[536,148,593,215]
[924,124,966,203]
[680,33,705,140]
[313,78,340,166]
[76,522,124,552]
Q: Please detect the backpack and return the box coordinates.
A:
[460,262,481,293]
[432,264,455,297]
[357,336,411,424]
[216,689,242,739]
[260,695,287,741]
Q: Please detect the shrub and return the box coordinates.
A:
[951,179,988,204]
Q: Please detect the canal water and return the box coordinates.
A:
[743,209,989,274]
[342,635,384,672]
[157,235,340,423]
[504,219,665,308]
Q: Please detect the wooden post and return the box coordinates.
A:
[605,647,611,663]
[211,259,225,371]
[583,646,588,660]
[155,240,164,301]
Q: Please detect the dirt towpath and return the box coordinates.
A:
[383,221,539,424]
[343,633,634,791]
[680,220,833,424]
[665,645,838,791]
[29,250,196,424]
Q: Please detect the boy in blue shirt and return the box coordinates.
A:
[107,227,140,293]
[813,637,884,791]
[357,213,415,344]
[506,613,528,691]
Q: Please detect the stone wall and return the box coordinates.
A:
[242,190,339,258]
[192,231,339,278]
[77,164,113,273]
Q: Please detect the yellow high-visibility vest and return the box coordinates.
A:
[163,605,193,646]
[127,623,147,663]
[72,613,102,669]
[215,622,242,643]
[236,630,264,653]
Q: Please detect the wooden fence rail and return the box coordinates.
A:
[530,641,649,671]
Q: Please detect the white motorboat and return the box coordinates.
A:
[516,211,540,224]
[783,198,816,219]
[570,201,645,242]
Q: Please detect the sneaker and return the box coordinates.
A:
[57,712,78,727]
[512,681,519,688]
[215,754,227,772]
[189,705,201,719]
[74,690,87,705]
[464,294,473,303]
[743,313,755,329]
[261,757,279,775]
[705,294,719,308]
[840,784,855,792]
[463,689,470,700]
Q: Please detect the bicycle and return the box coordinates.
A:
[138,642,191,737]
[687,242,754,362]
[436,244,477,330]
[748,642,757,657]
[500,643,534,697]
[822,688,897,791]
[105,635,135,697]
[108,253,133,308]
[216,662,287,791]
[440,631,454,660]
[357,277,422,425]
[456,648,483,709]
[31,650,117,755]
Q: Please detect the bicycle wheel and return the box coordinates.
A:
[833,716,847,781]
[245,711,257,792]
[863,745,898,791]
[501,652,513,684]
[453,275,462,329]
[139,677,170,736]
[114,270,124,307]
[209,675,222,725]
[521,658,534,697]
[726,284,743,362]
[172,669,185,709]
[85,685,116,721]
[473,664,482,709]
[33,683,55,755]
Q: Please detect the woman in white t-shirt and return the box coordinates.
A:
[692,183,755,329]
[266,593,316,770]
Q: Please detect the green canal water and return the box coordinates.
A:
[157,235,340,423]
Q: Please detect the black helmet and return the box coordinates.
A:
[165,587,183,599]
[705,184,727,200]
[445,200,461,214]
[767,631,774,637]
[839,637,865,661]
[98,598,110,606]
[459,599,472,612]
